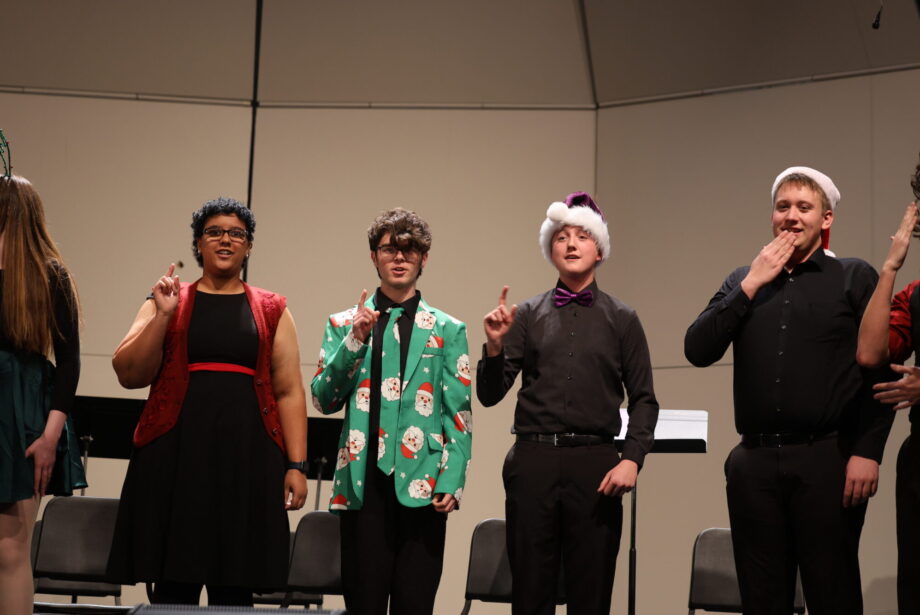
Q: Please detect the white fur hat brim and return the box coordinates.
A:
[771,166,840,211]
[539,201,611,264]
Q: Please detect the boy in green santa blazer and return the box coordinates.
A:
[310,208,471,615]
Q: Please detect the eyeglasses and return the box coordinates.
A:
[203,226,248,242]
[376,244,419,261]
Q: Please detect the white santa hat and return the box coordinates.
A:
[771,166,840,253]
[539,192,610,265]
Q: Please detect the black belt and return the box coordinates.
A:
[741,431,837,448]
[516,433,614,447]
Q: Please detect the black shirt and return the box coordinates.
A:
[0,267,80,414]
[684,248,893,461]
[476,280,659,467]
[368,288,421,464]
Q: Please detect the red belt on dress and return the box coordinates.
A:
[188,362,256,376]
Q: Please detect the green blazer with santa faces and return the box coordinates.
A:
[310,295,472,511]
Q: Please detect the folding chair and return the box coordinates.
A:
[283,511,344,609]
[688,527,805,614]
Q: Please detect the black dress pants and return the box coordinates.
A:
[725,435,867,615]
[151,580,253,606]
[339,466,447,615]
[897,434,920,615]
[503,440,623,615]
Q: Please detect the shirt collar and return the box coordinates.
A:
[788,245,828,273]
[374,288,421,318]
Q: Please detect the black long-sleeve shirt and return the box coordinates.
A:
[684,248,893,461]
[0,266,80,413]
[476,280,659,467]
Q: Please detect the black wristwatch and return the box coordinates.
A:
[286,460,308,474]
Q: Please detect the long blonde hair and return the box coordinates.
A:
[0,174,79,355]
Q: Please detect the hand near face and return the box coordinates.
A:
[740,231,796,299]
[351,289,380,344]
[151,263,180,317]
[483,285,518,356]
[874,363,920,410]
[882,202,919,274]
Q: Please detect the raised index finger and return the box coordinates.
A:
[358,289,368,308]
[498,285,509,307]
[165,263,176,278]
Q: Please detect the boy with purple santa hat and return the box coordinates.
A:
[477,192,659,615]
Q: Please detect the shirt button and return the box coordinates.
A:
[568,352,574,357]
[566,375,572,380]
[262,408,269,415]
[784,300,790,305]
[256,379,263,385]
[272,427,279,435]
[776,408,782,412]
[780,325,787,330]
[789,278,795,282]
[778,351,784,356]
[775,378,781,383]
[570,332,575,337]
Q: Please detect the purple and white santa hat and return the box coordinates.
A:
[538,191,611,265]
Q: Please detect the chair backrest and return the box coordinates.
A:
[688,528,805,614]
[463,518,565,606]
[286,511,343,595]
[33,496,120,582]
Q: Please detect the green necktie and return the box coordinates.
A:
[377,306,404,475]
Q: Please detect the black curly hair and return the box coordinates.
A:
[912,153,920,201]
[190,197,255,267]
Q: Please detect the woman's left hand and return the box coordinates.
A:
[284,470,308,510]
[25,433,58,498]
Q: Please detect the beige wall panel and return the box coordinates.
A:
[596,76,874,369]
[248,106,595,613]
[259,0,593,105]
[869,69,920,268]
[2,1,253,99]
[0,92,251,397]
[586,0,920,103]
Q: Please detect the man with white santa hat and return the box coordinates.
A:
[685,166,894,615]
[478,192,659,615]
[311,208,472,615]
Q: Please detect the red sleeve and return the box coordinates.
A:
[889,280,920,364]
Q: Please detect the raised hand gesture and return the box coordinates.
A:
[740,231,796,299]
[151,263,180,317]
[483,285,518,356]
[351,289,380,343]
[882,202,919,275]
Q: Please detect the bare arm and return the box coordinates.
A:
[272,308,308,510]
[857,203,918,367]
[112,265,180,388]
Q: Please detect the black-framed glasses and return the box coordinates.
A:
[203,226,248,242]
[376,244,419,261]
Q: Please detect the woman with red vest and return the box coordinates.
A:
[107,197,307,606]
[0,169,86,615]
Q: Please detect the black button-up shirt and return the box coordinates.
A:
[476,280,659,467]
[684,248,893,460]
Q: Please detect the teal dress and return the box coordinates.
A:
[0,269,86,503]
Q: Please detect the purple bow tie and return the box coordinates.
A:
[553,287,594,308]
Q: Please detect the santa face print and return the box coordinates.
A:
[425,334,443,349]
[401,426,425,458]
[382,377,402,402]
[378,428,387,461]
[336,447,350,470]
[415,310,436,330]
[347,429,366,461]
[408,477,435,500]
[455,354,471,386]
[415,384,434,417]
[454,410,472,433]
[356,384,371,412]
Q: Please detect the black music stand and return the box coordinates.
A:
[615,408,708,615]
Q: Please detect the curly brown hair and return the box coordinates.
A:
[367,208,432,254]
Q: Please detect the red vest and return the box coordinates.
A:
[133,280,288,452]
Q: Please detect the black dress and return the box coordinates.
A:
[108,291,288,590]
